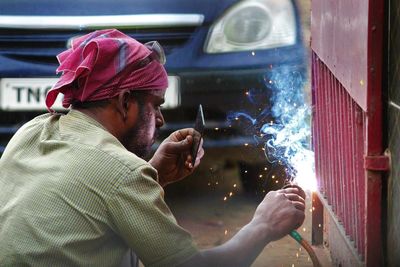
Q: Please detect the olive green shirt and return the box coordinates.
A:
[0,110,197,267]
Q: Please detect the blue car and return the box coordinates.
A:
[0,0,306,152]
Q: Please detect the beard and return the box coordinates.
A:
[120,96,162,159]
[122,117,160,160]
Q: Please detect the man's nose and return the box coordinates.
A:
[156,110,164,128]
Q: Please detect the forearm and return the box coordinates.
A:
[178,221,271,267]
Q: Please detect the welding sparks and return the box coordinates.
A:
[260,66,317,191]
[227,65,317,191]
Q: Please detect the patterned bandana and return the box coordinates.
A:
[46,29,168,111]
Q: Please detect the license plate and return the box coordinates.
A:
[0,77,180,111]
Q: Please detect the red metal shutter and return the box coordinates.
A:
[311,0,386,266]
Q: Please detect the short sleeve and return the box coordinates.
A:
[107,164,198,267]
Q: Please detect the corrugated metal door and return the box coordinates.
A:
[311,0,386,266]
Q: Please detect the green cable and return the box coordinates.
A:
[289,230,321,267]
[289,230,303,243]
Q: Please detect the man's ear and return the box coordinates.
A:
[116,90,132,120]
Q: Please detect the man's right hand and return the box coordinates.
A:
[252,186,306,242]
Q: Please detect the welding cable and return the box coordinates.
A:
[289,230,321,267]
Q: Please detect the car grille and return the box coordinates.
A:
[0,27,197,65]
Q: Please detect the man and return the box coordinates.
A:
[0,29,306,267]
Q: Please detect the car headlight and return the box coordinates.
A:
[204,0,297,53]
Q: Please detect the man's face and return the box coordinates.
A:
[124,90,165,158]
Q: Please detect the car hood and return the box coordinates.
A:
[0,0,238,24]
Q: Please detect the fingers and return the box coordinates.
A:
[281,193,306,227]
[283,192,305,202]
[291,200,306,212]
[280,187,305,200]
[168,128,205,152]
[276,190,306,213]
[185,144,204,169]
[167,128,205,169]
[170,128,195,141]
[164,135,193,154]
[195,144,204,164]
[293,209,306,229]
[282,184,306,199]
[284,193,305,205]
[184,160,195,171]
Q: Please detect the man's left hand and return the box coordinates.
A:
[149,128,204,187]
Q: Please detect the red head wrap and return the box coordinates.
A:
[46,29,168,111]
